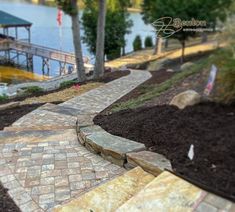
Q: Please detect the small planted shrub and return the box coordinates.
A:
[217,57,235,104]
[59,80,77,89]
[22,86,43,95]
[133,35,142,51]
[0,94,8,102]
[144,36,153,48]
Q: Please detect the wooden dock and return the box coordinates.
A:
[0,39,92,75]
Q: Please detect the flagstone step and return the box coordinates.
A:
[126,151,172,176]
[0,129,78,144]
[53,167,155,212]
[78,125,146,166]
[116,171,207,211]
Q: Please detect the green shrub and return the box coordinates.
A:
[144,36,153,48]
[59,80,77,89]
[133,35,142,51]
[215,50,235,104]
[22,86,43,95]
[0,94,8,102]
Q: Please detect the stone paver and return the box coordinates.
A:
[0,133,125,211]
[3,69,233,212]
[126,151,172,176]
[60,70,151,114]
[54,167,155,212]
[0,70,151,211]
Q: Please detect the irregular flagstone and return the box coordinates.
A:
[53,167,155,212]
[77,125,103,145]
[116,171,207,212]
[126,151,172,176]
[0,129,77,144]
[12,108,77,128]
[85,130,146,166]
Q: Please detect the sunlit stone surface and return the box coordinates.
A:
[117,171,206,212]
[54,167,155,212]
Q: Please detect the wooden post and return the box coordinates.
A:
[6,28,10,62]
[42,58,50,76]
[15,27,19,64]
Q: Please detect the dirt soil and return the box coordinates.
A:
[94,102,235,201]
[0,102,62,130]
[0,183,20,212]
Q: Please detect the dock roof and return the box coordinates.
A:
[0,10,32,28]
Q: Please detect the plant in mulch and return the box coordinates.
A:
[21,86,44,95]
[59,79,78,89]
[133,35,142,51]
[210,49,235,104]
[144,36,153,48]
[0,94,8,102]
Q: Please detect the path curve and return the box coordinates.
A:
[0,69,151,211]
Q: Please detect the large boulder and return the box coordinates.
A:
[180,62,194,71]
[170,90,201,109]
[147,58,170,71]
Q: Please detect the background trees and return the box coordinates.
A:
[56,0,86,82]
[82,0,133,60]
[142,0,233,62]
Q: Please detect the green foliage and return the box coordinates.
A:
[59,80,77,89]
[212,49,235,104]
[144,36,153,48]
[133,35,142,51]
[141,0,233,60]
[22,86,43,95]
[82,0,133,60]
[0,94,8,102]
[111,58,208,111]
[55,0,78,16]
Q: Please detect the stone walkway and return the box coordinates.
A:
[0,70,152,211]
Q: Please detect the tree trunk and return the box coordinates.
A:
[201,32,208,43]
[94,0,106,79]
[181,40,185,64]
[164,39,169,49]
[71,14,86,82]
[153,36,162,55]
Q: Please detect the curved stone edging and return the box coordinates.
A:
[76,123,172,176]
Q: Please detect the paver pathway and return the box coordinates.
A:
[0,70,151,211]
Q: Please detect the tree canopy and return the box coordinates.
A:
[142,0,233,61]
[82,0,133,60]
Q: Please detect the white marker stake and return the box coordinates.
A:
[188,144,194,160]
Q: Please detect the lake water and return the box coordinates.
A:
[0,0,155,77]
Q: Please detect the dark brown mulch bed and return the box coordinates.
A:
[102,69,175,114]
[0,70,130,105]
[94,102,235,201]
[0,183,20,212]
[0,102,62,130]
